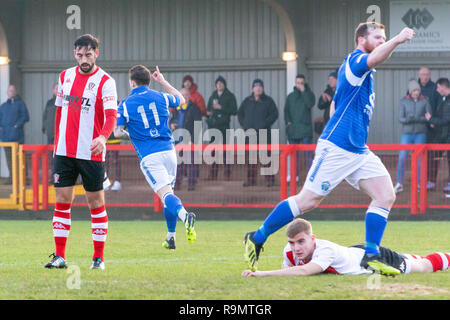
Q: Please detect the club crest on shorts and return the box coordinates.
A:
[321,181,331,192]
[53,173,60,184]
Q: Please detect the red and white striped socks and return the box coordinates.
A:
[425,252,450,272]
[52,203,72,259]
[90,205,108,261]
[405,252,450,272]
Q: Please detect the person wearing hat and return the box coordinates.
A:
[205,76,238,180]
[393,79,432,193]
[238,78,279,187]
[317,71,338,128]
[182,75,206,116]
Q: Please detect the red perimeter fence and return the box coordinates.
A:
[22,143,449,215]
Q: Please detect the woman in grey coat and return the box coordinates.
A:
[394,80,432,193]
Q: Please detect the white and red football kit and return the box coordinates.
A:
[282,239,450,275]
[54,66,118,162]
[282,239,372,275]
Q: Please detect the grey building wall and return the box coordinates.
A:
[0,0,24,94]
[18,0,287,144]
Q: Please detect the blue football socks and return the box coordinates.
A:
[163,207,178,233]
[253,197,301,244]
[163,193,183,216]
[365,207,390,256]
[162,193,187,233]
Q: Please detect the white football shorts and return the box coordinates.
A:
[140,149,177,193]
[303,139,390,196]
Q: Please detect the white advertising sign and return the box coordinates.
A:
[390,0,450,51]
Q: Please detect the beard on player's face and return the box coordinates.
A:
[79,62,95,73]
[75,46,98,74]
[362,31,386,53]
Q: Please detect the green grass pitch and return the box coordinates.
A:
[0,219,448,300]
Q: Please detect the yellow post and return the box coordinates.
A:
[18,144,26,211]
[0,142,20,210]
[11,142,18,205]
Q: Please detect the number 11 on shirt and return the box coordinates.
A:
[137,102,160,137]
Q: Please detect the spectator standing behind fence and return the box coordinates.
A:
[393,80,431,194]
[425,77,450,196]
[284,74,316,180]
[317,72,337,129]
[42,83,58,145]
[42,83,58,180]
[171,88,202,191]
[418,67,440,111]
[182,75,206,117]
[417,67,441,190]
[238,79,278,187]
[205,76,238,181]
[0,85,30,184]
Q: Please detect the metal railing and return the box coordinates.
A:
[7,143,450,214]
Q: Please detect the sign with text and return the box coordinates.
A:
[390,0,450,51]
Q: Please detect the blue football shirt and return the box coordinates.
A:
[117,85,180,161]
[320,49,376,154]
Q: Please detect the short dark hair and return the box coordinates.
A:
[296,74,306,80]
[436,77,450,88]
[74,34,99,50]
[354,22,385,46]
[129,65,151,86]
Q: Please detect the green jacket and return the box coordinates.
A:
[206,88,238,134]
[284,85,316,140]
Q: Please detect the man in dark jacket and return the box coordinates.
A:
[418,67,440,111]
[206,76,238,180]
[418,67,442,190]
[284,74,316,175]
[0,85,30,184]
[42,83,58,179]
[425,77,450,194]
[42,83,58,145]
[171,88,202,191]
[317,72,337,128]
[238,79,278,187]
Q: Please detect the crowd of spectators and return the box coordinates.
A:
[1,67,448,195]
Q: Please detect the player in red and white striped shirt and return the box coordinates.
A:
[242,218,449,277]
[45,34,117,271]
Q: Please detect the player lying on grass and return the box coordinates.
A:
[242,218,449,277]
[244,22,416,276]
[113,65,196,250]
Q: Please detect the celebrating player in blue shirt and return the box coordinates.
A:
[244,23,415,276]
[114,65,196,250]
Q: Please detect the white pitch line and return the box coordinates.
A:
[1,249,449,268]
[0,255,281,267]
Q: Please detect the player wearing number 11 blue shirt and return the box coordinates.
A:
[114,65,196,250]
[244,22,416,276]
